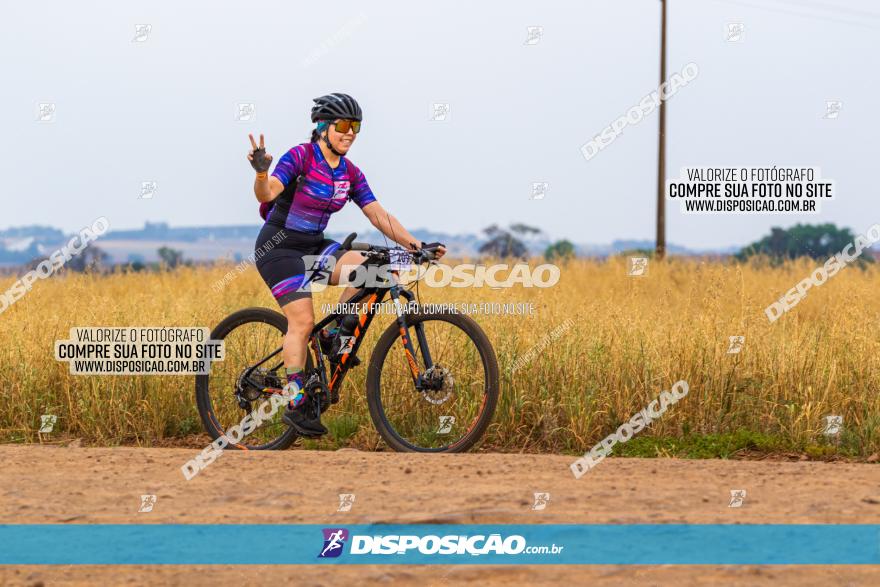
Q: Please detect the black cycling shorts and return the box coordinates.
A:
[254,223,346,307]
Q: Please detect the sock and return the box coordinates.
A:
[285,367,304,409]
[286,387,306,410]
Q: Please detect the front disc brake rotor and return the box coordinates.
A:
[421,365,454,405]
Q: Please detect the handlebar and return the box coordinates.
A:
[338,232,443,262]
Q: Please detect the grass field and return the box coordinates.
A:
[2,256,879,458]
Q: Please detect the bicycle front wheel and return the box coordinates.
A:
[365,307,499,452]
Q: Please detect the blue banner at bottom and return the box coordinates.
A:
[0,524,877,565]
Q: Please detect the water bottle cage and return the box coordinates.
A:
[332,315,360,357]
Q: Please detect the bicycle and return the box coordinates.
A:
[195,233,499,453]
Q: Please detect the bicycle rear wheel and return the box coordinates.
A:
[365,307,499,452]
[195,307,302,450]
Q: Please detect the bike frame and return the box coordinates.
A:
[241,273,435,401]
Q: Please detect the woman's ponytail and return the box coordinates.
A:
[309,121,329,143]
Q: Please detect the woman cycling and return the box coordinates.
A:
[246,92,446,438]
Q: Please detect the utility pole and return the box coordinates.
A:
[656,0,667,260]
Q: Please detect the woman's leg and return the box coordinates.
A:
[279,297,314,368]
[254,242,315,403]
[278,298,314,408]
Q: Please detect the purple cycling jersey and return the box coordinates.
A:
[266,142,376,233]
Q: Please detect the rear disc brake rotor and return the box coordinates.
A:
[236,367,279,401]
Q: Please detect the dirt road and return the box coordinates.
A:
[2,445,879,585]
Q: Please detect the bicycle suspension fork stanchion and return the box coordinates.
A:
[389,277,432,389]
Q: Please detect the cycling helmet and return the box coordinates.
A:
[310,93,362,122]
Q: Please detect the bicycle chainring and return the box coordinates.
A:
[304,374,333,413]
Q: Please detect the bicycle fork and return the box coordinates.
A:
[390,283,433,391]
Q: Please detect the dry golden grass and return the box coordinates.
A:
[1,256,879,455]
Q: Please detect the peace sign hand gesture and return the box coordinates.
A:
[247,133,273,173]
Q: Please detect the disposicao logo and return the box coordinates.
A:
[318,528,349,558]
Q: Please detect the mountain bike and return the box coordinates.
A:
[195,233,499,452]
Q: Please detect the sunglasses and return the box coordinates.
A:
[330,119,361,134]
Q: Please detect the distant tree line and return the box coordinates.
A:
[478,223,574,261]
[25,245,191,274]
[736,223,874,265]
[23,223,860,270]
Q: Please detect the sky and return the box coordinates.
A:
[1,0,878,249]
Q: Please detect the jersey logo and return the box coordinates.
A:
[332,180,351,200]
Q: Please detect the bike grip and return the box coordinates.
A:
[349,242,371,251]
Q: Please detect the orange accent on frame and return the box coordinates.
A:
[404,348,419,377]
[360,294,377,326]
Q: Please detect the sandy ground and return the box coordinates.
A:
[2,445,879,586]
